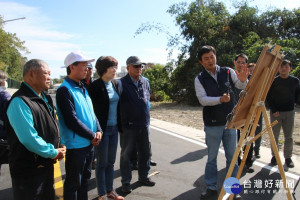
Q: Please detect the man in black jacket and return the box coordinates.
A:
[5,59,66,200]
[267,59,300,168]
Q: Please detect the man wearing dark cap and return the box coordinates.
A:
[81,63,94,88]
[118,56,155,193]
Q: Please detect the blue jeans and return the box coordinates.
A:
[120,126,151,184]
[63,145,93,200]
[95,125,119,196]
[11,166,55,200]
[204,126,239,190]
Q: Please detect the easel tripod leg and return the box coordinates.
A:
[262,106,292,200]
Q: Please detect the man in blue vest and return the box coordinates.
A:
[119,56,155,193]
[56,51,103,200]
[194,46,248,199]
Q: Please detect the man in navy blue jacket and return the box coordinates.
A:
[119,56,155,193]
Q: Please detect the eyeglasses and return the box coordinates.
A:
[133,64,144,69]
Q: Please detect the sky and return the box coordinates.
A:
[0,0,300,78]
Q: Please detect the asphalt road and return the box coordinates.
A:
[1,126,299,200]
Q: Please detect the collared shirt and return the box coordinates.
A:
[118,75,141,95]
[6,82,58,159]
[118,75,151,109]
[56,77,101,139]
[194,65,248,106]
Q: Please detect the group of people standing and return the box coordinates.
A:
[0,45,299,200]
[2,52,155,200]
[195,45,299,199]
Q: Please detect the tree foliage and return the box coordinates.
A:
[143,64,171,101]
[0,16,29,81]
[136,0,300,105]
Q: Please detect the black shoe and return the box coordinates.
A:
[121,183,132,193]
[270,156,277,166]
[254,151,260,159]
[245,166,254,173]
[150,160,157,166]
[138,178,155,186]
[244,162,254,173]
[285,158,294,168]
[200,189,218,199]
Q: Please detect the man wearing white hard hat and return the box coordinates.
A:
[56,51,103,200]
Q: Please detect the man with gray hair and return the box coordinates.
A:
[119,56,155,194]
[5,59,66,200]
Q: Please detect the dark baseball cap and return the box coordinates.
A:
[126,56,146,66]
[87,63,93,69]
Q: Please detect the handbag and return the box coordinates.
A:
[0,139,9,164]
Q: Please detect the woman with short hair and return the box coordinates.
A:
[88,56,124,200]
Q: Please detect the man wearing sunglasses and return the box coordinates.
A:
[81,63,94,88]
[118,56,155,193]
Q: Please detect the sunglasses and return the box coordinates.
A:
[133,64,144,69]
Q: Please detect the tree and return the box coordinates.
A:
[0,16,29,81]
[143,64,171,101]
[291,64,300,80]
[52,78,64,85]
[136,1,300,105]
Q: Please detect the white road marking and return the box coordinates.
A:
[150,125,300,180]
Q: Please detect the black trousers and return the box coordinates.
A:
[11,165,55,200]
[130,142,153,165]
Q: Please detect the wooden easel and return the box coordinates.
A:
[218,43,292,200]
